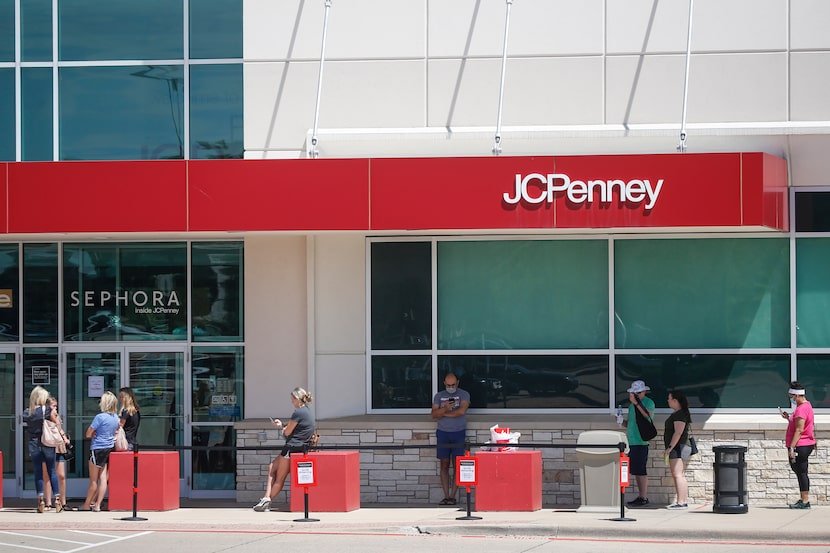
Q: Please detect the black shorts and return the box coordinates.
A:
[628,445,649,476]
[279,444,308,459]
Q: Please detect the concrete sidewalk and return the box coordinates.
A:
[0,499,825,543]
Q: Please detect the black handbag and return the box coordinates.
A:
[634,402,658,441]
[63,441,76,462]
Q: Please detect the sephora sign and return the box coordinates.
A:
[504,173,664,211]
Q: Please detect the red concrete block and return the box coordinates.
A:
[474,450,542,511]
[290,451,360,512]
[108,451,179,511]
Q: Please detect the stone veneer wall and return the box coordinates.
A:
[235,415,828,507]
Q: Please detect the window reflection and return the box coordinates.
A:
[371,356,431,409]
[191,243,243,341]
[0,69,13,161]
[190,65,243,159]
[0,0,12,62]
[190,0,243,59]
[59,66,185,160]
[59,0,182,61]
[22,0,52,61]
[22,68,53,161]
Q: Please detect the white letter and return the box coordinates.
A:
[569,180,588,204]
[70,291,80,307]
[644,179,663,210]
[84,291,94,307]
[153,290,164,306]
[521,173,549,204]
[116,291,129,306]
[625,180,645,203]
[504,174,523,204]
[100,291,112,305]
[588,180,607,203]
[133,291,148,307]
[168,291,181,306]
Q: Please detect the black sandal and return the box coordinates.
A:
[438,497,457,505]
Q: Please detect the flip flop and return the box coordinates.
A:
[438,497,457,505]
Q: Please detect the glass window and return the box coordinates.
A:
[0,245,19,341]
[0,0,12,62]
[796,238,830,347]
[190,64,243,159]
[22,348,59,488]
[439,355,607,409]
[371,355,431,409]
[23,243,58,343]
[615,354,790,408]
[58,0,183,61]
[795,191,830,232]
[371,242,432,350]
[614,238,790,349]
[0,350,15,478]
[59,65,185,160]
[191,242,243,341]
[0,69,13,161]
[63,243,188,341]
[796,355,830,409]
[438,240,608,349]
[22,0,52,62]
[191,346,244,423]
[190,0,243,59]
[22,67,53,161]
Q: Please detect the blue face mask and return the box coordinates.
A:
[790,397,797,409]
[445,386,457,394]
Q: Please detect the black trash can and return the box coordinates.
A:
[712,445,748,513]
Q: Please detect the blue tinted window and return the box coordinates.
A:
[190,64,243,159]
[0,69,13,161]
[22,0,52,61]
[23,243,58,343]
[59,65,184,160]
[0,0,12,61]
[0,244,20,341]
[59,0,183,61]
[22,68,53,161]
[191,242,244,341]
[190,0,243,59]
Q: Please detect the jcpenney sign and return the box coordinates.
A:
[504,173,664,211]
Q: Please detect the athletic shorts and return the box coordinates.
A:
[90,447,113,468]
[669,444,691,462]
[436,429,466,459]
[279,444,308,459]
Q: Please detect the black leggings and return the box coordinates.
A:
[789,445,814,492]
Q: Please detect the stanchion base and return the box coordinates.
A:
[120,516,148,521]
[456,515,483,520]
[293,517,320,522]
[610,516,636,522]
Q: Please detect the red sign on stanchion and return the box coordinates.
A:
[292,455,319,522]
[619,451,630,489]
[455,455,481,521]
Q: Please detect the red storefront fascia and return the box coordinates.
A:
[0,152,788,234]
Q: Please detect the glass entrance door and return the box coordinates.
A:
[1,348,17,495]
[62,346,186,498]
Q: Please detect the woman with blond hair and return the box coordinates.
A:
[42,395,70,511]
[80,391,120,511]
[24,386,62,512]
[253,387,315,512]
[118,387,141,450]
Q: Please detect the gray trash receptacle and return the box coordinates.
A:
[713,445,748,513]
[575,430,628,513]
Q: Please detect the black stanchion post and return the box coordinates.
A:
[121,443,147,521]
[611,442,635,522]
[293,447,319,522]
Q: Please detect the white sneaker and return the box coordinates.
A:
[666,503,688,510]
[253,497,271,512]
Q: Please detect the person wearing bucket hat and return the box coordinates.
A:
[622,380,654,507]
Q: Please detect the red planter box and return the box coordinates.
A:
[290,451,360,512]
[474,450,542,511]
[108,451,180,511]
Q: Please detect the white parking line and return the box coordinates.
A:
[0,530,92,545]
[0,530,154,553]
[64,531,154,553]
[0,542,62,552]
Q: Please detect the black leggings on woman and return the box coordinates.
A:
[789,445,814,492]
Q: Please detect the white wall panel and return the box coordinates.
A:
[686,53,787,122]
[606,55,687,124]
[245,62,319,152]
[791,0,830,49]
[313,235,366,353]
[607,0,691,54]
[789,135,830,186]
[690,0,787,52]
[429,0,602,58]
[790,52,830,120]
[244,235,308,418]
[245,0,426,61]
[428,57,603,127]
[313,354,367,418]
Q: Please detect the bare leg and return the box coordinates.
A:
[268,456,291,500]
[57,461,66,506]
[669,458,688,504]
[94,464,109,508]
[635,474,648,499]
[83,461,101,510]
[439,458,452,499]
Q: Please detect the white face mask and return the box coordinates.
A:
[445,386,457,394]
[790,398,797,408]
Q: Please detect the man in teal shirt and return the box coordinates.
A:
[624,380,655,507]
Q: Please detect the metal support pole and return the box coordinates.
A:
[492,0,514,156]
[309,0,332,159]
[677,0,694,153]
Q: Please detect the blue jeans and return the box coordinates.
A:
[30,440,59,496]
